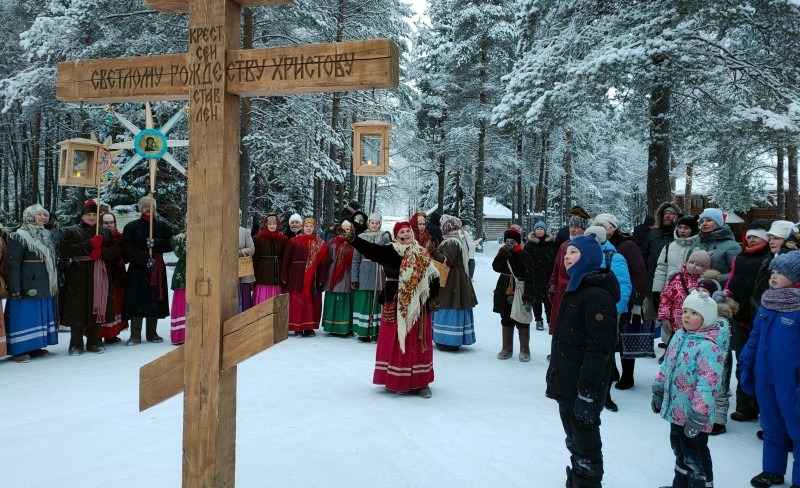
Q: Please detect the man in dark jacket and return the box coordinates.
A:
[546,234,619,488]
[426,211,443,247]
[123,196,173,345]
[642,201,681,319]
[554,205,591,250]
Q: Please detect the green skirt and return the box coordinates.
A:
[321,292,353,334]
[351,289,381,338]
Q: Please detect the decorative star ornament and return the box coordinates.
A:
[88,133,122,186]
[105,102,188,183]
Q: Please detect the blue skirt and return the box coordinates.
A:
[4,297,57,355]
[432,308,476,347]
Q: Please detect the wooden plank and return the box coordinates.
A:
[227,39,399,96]
[221,294,289,370]
[146,0,290,14]
[57,40,399,103]
[139,346,185,411]
[181,0,241,485]
[57,54,188,103]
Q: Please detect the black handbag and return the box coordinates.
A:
[619,315,657,359]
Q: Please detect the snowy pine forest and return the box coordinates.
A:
[0,0,799,234]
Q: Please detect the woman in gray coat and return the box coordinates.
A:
[696,208,741,283]
[351,212,389,341]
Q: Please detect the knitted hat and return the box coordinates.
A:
[682,290,719,327]
[687,248,713,269]
[698,208,725,228]
[568,214,589,230]
[768,220,794,239]
[663,206,678,216]
[534,221,547,231]
[82,199,98,215]
[368,212,382,224]
[594,213,619,230]
[675,215,699,236]
[504,227,522,245]
[745,219,771,242]
[585,225,608,244]
[288,213,302,224]
[565,234,603,292]
[696,277,721,296]
[769,252,800,284]
[393,221,412,237]
[138,195,156,211]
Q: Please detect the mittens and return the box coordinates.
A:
[740,367,755,395]
[651,384,664,414]
[684,410,708,438]
[573,393,597,425]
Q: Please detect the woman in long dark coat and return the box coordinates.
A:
[4,204,59,362]
[523,221,557,331]
[253,213,287,305]
[493,227,536,361]
[280,217,329,336]
[61,200,122,355]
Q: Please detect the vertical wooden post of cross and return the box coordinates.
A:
[183,0,240,485]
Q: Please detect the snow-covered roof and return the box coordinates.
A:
[425,197,513,219]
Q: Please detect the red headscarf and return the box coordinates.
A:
[393,221,412,238]
[410,211,431,247]
[256,213,287,241]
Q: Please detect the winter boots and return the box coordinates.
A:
[518,327,531,362]
[750,471,784,488]
[86,326,105,354]
[535,320,544,331]
[497,326,514,360]
[69,326,85,356]
[127,318,143,346]
[615,358,635,390]
[145,317,164,343]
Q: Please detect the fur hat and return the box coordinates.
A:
[585,225,608,244]
[568,215,589,230]
[81,199,98,216]
[682,290,719,327]
[138,195,156,211]
[698,208,725,228]
[593,213,619,231]
[534,221,547,231]
[768,220,794,239]
[569,206,590,219]
[770,252,800,284]
[504,227,522,245]
[675,215,699,236]
[288,213,302,224]
[565,234,603,292]
[687,248,713,269]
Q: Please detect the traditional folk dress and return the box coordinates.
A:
[349,231,439,393]
[252,214,287,305]
[4,205,59,356]
[411,211,435,253]
[281,229,329,333]
[238,226,255,313]
[431,216,478,349]
[96,213,128,341]
[321,235,355,334]
[170,231,187,345]
[351,230,389,340]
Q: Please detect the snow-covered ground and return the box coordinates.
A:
[0,242,764,487]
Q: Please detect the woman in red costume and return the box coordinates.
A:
[98,211,128,344]
[280,217,329,336]
[410,211,435,252]
[344,220,440,398]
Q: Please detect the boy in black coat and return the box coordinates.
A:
[546,234,620,488]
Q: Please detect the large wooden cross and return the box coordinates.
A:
[56,0,399,486]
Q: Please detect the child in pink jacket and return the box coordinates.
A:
[658,249,713,345]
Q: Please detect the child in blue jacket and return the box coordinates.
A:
[652,290,729,488]
[740,252,800,488]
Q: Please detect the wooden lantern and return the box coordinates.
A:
[58,138,103,187]
[352,121,390,176]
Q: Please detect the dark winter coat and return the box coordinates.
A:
[632,223,652,253]
[608,232,648,307]
[554,225,570,250]
[523,232,557,299]
[348,237,439,307]
[253,234,287,286]
[426,212,443,247]
[643,201,682,288]
[60,222,121,327]
[280,236,329,292]
[696,225,741,283]
[123,216,173,319]
[432,237,477,310]
[545,270,620,403]
[6,231,56,298]
[492,246,535,317]
[725,244,770,351]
